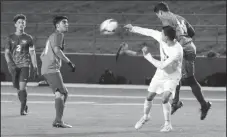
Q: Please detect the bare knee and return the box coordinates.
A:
[162,91,172,104]
[147,92,156,101]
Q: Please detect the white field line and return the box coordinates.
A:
[1,82,226,92]
[1,92,226,102]
[0,100,159,106]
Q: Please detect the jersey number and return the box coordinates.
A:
[178,20,187,35]
[16,45,21,52]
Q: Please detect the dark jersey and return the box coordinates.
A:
[5,33,34,67]
[40,31,65,75]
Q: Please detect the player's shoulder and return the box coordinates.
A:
[174,14,187,22]
[51,31,64,38]
[23,32,33,40]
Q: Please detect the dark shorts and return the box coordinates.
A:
[182,42,196,79]
[9,67,30,89]
[43,72,68,95]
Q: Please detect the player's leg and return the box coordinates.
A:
[160,80,178,132]
[18,67,30,115]
[160,90,173,132]
[135,79,159,130]
[44,72,72,128]
[171,80,183,115]
[183,44,211,120]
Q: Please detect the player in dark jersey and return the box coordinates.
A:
[40,15,76,128]
[4,14,38,115]
[153,2,211,120]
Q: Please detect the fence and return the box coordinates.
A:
[1,12,226,55]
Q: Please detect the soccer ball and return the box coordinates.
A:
[100,19,118,35]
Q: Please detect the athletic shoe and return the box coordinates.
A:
[53,122,72,128]
[200,101,212,120]
[134,115,150,130]
[171,101,183,115]
[160,124,173,132]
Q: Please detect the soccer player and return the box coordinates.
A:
[153,2,211,120]
[124,24,183,132]
[40,15,76,128]
[4,14,38,116]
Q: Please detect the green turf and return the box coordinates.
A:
[1,1,226,55]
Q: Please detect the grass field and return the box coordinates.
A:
[1,85,226,137]
[1,1,226,55]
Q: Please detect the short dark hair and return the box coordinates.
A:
[154,2,170,13]
[53,15,68,28]
[13,14,26,23]
[162,26,176,41]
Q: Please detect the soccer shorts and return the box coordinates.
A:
[9,67,30,89]
[43,72,68,95]
[182,41,196,79]
[147,78,180,98]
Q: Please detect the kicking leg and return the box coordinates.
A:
[135,91,157,130]
[186,75,212,120]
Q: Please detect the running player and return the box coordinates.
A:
[153,2,211,120]
[40,15,76,128]
[4,14,38,116]
[124,24,183,132]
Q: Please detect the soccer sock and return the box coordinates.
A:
[172,83,181,104]
[17,90,27,113]
[162,102,171,125]
[54,97,64,123]
[143,99,152,118]
[188,76,207,107]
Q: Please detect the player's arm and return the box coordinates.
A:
[124,24,162,42]
[29,37,38,68]
[142,47,178,69]
[52,33,76,72]
[185,21,195,38]
[52,33,71,63]
[4,36,16,67]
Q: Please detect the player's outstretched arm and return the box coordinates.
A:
[124,24,161,42]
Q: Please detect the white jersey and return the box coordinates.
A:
[131,26,183,80]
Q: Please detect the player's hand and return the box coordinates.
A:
[124,24,133,32]
[142,46,149,56]
[33,67,39,79]
[116,42,129,62]
[67,61,76,72]
[7,62,17,74]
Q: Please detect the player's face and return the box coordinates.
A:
[15,19,26,31]
[161,30,168,42]
[57,19,69,32]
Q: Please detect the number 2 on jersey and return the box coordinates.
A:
[16,45,21,52]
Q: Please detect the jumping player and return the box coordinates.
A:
[124,24,183,132]
[153,2,211,120]
[4,14,38,116]
[40,15,76,128]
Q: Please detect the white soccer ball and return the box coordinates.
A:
[100,19,118,35]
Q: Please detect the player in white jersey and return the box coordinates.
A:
[123,24,183,132]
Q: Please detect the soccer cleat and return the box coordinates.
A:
[134,115,150,130]
[24,105,28,113]
[171,101,183,115]
[53,122,72,128]
[160,124,173,132]
[200,101,212,120]
[20,105,28,116]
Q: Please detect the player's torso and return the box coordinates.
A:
[40,32,65,74]
[8,33,32,67]
[162,14,195,50]
[155,42,183,80]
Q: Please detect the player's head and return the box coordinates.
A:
[161,26,176,42]
[53,15,69,32]
[153,2,170,20]
[13,14,26,31]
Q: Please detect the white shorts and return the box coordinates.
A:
[147,78,180,98]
